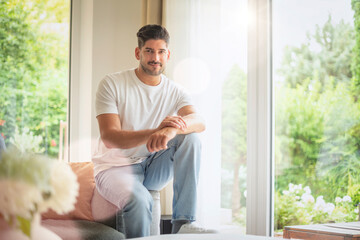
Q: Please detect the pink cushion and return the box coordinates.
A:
[91,187,118,221]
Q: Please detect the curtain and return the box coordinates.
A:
[141,0,163,25]
[163,0,223,228]
[143,0,225,228]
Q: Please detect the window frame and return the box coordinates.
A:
[246,0,273,236]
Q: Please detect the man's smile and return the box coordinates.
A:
[148,61,162,67]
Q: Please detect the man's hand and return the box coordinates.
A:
[146,127,177,153]
[157,116,187,132]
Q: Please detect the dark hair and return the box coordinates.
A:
[136,24,170,48]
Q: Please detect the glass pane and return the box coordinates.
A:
[273,0,357,235]
[164,0,247,231]
[220,0,248,232]
[0,0,70,159]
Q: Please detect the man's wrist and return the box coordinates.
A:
[163,126,182,134]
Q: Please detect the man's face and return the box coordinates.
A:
[135,39,170,76]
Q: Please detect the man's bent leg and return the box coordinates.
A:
[142,133,201,225]
[95,165,153,238]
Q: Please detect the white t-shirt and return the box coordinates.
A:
[92,68,192,176]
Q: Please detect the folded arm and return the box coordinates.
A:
[146,105,205,152]
[97,105,205,151]
[97,114,157,149]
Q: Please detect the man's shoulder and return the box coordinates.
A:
[101,69,135,87]
[105,69,134,80]
[162,75,188,93]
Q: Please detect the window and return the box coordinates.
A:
[273,0,357,234]
[220,0,248,231]
[164,0,248,230]
[0,0,70,159]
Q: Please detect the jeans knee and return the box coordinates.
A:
[127,188,154,213]
[183,133,201,149]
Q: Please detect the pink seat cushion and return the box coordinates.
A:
[91,187,118,222]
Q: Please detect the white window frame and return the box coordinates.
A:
[246,0,273,236]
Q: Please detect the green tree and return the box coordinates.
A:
[276,78,360,201]
[278,16,354,91]
[0,0,69,157]
[275,14,360,202]
[275,79,325,195]
[222,65,247,221]
[351,0,360,97]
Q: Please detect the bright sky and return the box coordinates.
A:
[272,0,354,78]
[219,0,354,81]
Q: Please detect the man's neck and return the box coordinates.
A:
[135,68,161,86]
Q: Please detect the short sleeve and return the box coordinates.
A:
[174,85,193,113]
[95,76,119,116]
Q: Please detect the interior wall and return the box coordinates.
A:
[70,0,142,162]
[91,0,142,140]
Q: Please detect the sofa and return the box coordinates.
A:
[41,162,161,240]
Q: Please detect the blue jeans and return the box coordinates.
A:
[95,133,201,238]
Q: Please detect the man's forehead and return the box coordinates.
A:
[143,39,168,49]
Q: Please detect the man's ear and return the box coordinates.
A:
[135,47,140,60]
[167,49,171,61]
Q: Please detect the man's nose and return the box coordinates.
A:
[153,52,160,61]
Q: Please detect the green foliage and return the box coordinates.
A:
[351,0,360,97]
[276,76,360,202]
[0,0,69,157]
[348,184,360,205]
[221,65,247,217]
[275,16,360,203]
[222,65,247,167]
[273,8,360,229]
[275,79,324,195]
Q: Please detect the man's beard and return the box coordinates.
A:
[140,61,165,76]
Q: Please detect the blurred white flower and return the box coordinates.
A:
[289,183,295,192]
[0,180,42,220]
[323,203,335,215]
[343,196,352,202]
[304,186,311,195]
[314,196,326,211]
[283,190,290,195]
[355,208,359,214]
[0,147,79,237]
[9,127,44,153]
[40,161,79,214]
[301,193,315,203]
[316,196,324,202]
[296,202,305,208]
[335,197,342,203]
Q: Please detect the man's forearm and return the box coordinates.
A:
[177,113,206,135]
[101,128,157,149]
[145,114,205,152]
[101,114,205,150]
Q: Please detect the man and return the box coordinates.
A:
[92,24,213,238]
